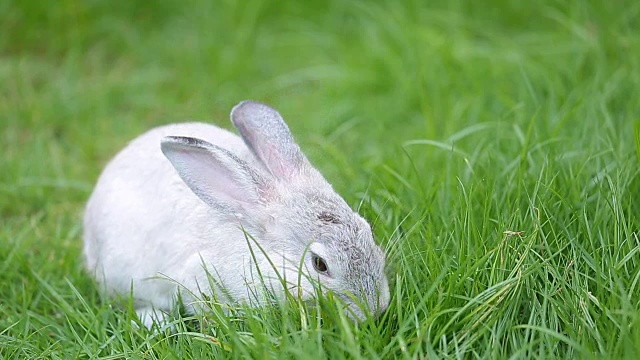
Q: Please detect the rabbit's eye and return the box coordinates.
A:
[312,254,328,274]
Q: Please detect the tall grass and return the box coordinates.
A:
[1,0,639,358]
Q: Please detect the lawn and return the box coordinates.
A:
[1,0,639,358]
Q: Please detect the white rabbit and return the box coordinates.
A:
[83,101,389,328]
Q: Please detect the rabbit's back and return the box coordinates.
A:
[82,122,259,296]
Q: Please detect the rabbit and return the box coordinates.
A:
[83,100,390,328]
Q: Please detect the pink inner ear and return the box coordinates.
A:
[199,157,254,204]
[263,144,292,180]
[163,142,264,212]
[231,102,307,182]
[259,141,306,181]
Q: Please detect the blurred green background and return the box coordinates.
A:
[2,0,637,201]
[1,0,639,358]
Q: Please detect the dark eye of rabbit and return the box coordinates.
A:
[312,254,328,274]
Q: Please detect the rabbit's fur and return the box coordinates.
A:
[83,101,389,327]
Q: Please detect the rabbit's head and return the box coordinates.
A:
[161,101,389,320]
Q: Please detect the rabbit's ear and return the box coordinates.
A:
[231,101,309,181]
[161,136,271,215]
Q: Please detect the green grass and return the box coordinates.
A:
[1,0,639,358]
